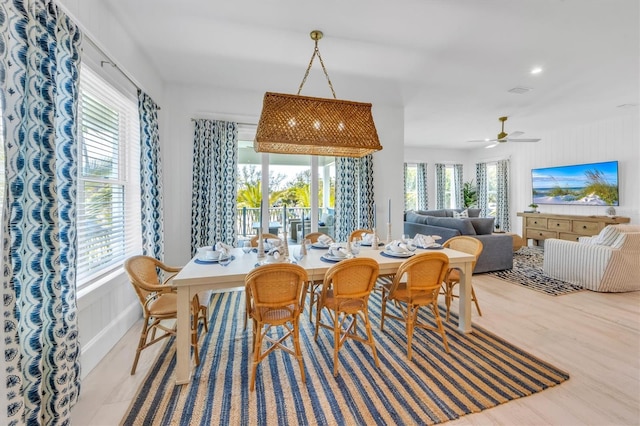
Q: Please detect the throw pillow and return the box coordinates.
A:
[453,209,469,218]
[426,216,477,235]
[592,225,621,246]
[469,217,495,235]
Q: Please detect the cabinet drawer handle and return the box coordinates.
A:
[534,221,538,224]
[583,225,587,229]
[556,223,560,226]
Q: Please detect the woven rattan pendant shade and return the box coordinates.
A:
[254,31,382,158]
[254,92,382,158]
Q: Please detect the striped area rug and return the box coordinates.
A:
[122,290,569,425]
[488,246,583,296]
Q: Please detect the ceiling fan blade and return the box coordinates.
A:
[507,138,541,142]
[468,139,498,143]
[508,131,524,138]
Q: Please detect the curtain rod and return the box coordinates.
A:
[190,118,256,126]
[83,30,162,109]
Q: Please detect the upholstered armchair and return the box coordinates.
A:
[543,224,640,292]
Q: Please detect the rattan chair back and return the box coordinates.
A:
[250,233,280,247]
[349,229,373,242]
[304,232,332,243]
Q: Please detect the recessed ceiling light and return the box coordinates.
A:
[531,67,543,74]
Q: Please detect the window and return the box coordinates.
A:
[76,67,141,286]
[404,164,417,211]
[485,163,498,217]
[236,133,335,240]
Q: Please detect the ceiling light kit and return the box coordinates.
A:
[254,30,382,158]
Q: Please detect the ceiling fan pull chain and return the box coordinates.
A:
[296,31,337,99]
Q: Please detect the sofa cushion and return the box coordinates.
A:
[426,216,476,235]
[453,209,469,218]
[469,217,495,235]
[415,209,449,217]
[406,211,430,225]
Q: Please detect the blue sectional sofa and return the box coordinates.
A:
[403,209,513,273]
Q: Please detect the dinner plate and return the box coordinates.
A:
[311,242,329,249]
[360,242,385,247]
[382,249,414,258]
[195,258,219,264]
[321,254,347,262]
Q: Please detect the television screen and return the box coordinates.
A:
[531,161,619,206]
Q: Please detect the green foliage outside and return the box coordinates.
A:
[462,180,478,208]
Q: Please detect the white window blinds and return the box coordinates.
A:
[76,66,141,286]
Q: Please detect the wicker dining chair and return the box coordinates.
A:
[441,236,483,321]
[304,232,332,243]
[301,231,333,320]
[349,229,374,243]
[315,257,380,377]
[245,263,308,391]
[380,252,450,360]
[124,255,209,374]
[250,233,280,247]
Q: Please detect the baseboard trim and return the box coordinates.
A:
[80,302,141,379]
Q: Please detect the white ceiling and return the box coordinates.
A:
[103,0,639,149]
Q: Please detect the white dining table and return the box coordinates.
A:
[171,245,476,385]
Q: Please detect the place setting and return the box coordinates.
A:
[320,243,354,263]
[380,238,416,259]
[412,233,443,250]
[194,243,235,266]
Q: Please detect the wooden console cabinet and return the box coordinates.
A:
[517,212,630,245]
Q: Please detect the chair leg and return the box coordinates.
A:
[131,318,150,375]
[471,285,482,316]
[406,305,416,361]
[250,321,263,391]
[380,295,387,331]
[432,303,450,353]
[293,317,306,383]
[333,311,341,377]
[363,306,380,368]
[445,283,453,322]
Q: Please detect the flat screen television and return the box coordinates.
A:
[531,160,619,206]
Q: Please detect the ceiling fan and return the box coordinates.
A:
[468,116,541,148]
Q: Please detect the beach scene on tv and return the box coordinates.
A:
[531,161,619,206]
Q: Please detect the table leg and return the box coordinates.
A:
[457,261,473,333]
[175,287,192,385]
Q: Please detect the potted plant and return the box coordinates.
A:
[462,180,478,208]
[528,203,539,213]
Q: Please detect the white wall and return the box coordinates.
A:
[406,114,640,235]
[162,84,405,266]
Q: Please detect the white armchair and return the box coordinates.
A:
[543,225,640,292]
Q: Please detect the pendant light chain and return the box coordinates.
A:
[296,39,337,99]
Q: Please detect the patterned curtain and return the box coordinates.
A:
[334,155,374,241]
[435,163,446,209]
[453,164,464,209]
[138,91,165,260]
[475,162,488,217]
[416,163,429,210]
[403,163,408,211]
[496,159,511,231]
[1,1,82,424]
[190,119,238,254]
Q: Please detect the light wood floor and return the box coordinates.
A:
[72,275,640,425]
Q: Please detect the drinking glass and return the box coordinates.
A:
[242,240,252,254]
[219,254,232,267]
[401,234,410,243]
[351,240,361,255]
[293,248,304,262]
[304,238,312,252]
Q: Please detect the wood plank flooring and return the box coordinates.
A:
[72,275,640,425]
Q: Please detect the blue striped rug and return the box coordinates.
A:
[122,290,569,425]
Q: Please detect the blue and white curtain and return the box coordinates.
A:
[1,1,82,424]
[476,162,488,216]
[138,91,164,260]
[495,159,511,231]
[453,164,464,209]
[416,163,429,210]
[334,155,374,241]
[435,163,446,209]
[191,119,237,254]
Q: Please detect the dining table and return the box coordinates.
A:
[171,244,476,385]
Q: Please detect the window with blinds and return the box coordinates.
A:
[77,66,141,286]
